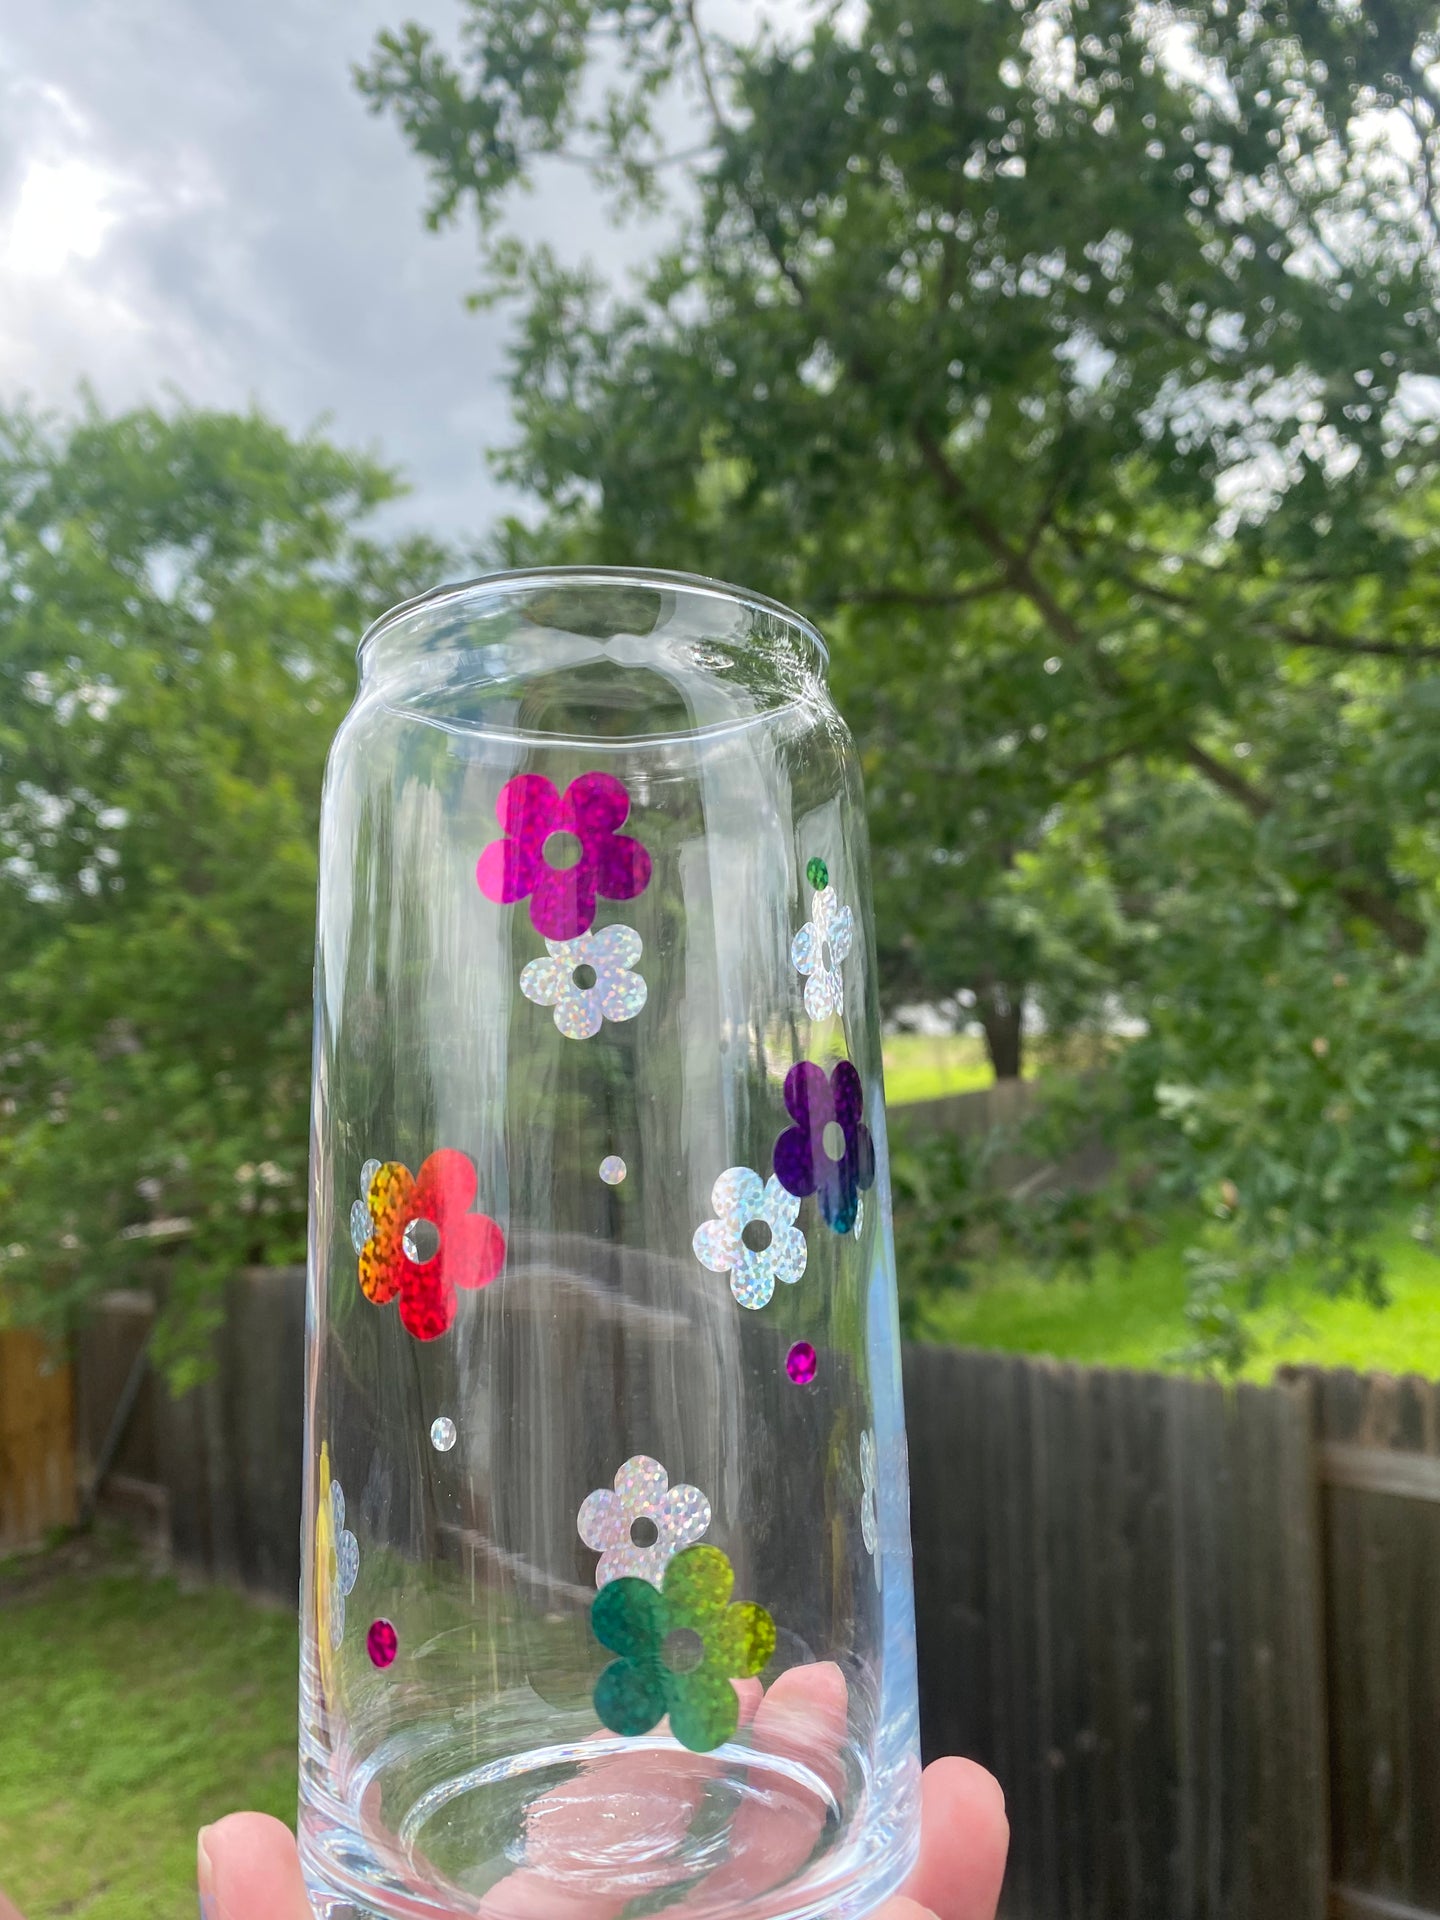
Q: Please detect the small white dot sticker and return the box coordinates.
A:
[599,1156,627,1186]
[430,1417,456,1452]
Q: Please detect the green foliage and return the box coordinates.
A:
[0,1541,297,1920]
[910,1206,1440,1383]
[0,401,451,1361]
[364,0,1440,1347]
[889,1092,1155,1333]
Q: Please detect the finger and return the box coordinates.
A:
[899,1757,1009,1920]
[198,1813,312,1920]
[480,1678,765,1918]
[876,1901,940,1920]
[684,1660,849,1907]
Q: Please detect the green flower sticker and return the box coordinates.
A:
[590,1544,776,1752]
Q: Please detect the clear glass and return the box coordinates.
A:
[299,569,921,1920]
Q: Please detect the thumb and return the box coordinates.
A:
[198,1813,312,1920]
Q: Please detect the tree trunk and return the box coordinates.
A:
[975,982,1024,1080]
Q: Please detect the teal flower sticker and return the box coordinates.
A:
[590,1544,776,1753]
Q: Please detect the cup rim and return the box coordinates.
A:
[357,565,830,672]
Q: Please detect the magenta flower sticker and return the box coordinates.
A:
[477,772,651,940]
[773,1060,876,1235]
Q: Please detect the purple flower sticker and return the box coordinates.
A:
[773,1060,876,1235]
[476,772,651,940]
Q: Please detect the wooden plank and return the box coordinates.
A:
[1233,1377,1328,1920]
[903,1348,1333,1920]
[1297,1365,1440,1918]
[1320,1443,1440,1505]
[73,1290,156,1484]
[1331,1884,1440,1920]
[0,1327,76,1549]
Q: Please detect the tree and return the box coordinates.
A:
[359,0,1440,1339]
[0,401,450,1365]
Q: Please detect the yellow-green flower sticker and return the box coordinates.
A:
[590,1544,776,1752]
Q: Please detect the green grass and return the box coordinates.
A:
[0,1537,297,1920]
[912,1215,1440,1379]
[883,1032,996,1105]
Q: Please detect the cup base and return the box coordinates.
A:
[298,1729,919,1920]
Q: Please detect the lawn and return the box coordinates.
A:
[0,1535,296,1920]
[911,1213,1440,1379]
[883,1032,996,1105]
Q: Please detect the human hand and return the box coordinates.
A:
[197,1752,1007,1920]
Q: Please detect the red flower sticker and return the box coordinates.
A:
[356,1150,505,1341]
[476,772,651,940]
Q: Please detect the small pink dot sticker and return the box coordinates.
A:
[366,1618,398,1668]
[786,1341,818,1385]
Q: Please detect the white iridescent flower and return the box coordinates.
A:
[520,924,647,1040]
[692,1167,807,1310]
[329,1478,360,1647]
[350,1158,381,1256]
[577,1454,712,1588]
[790,886,855,1020]
[860,1429,880,1588]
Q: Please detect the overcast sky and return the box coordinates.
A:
[0,0,681,545]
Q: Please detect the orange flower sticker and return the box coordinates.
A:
[354,1149,505,1341]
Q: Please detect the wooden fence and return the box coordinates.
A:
[906,1346,1329,1920]
[0,1326,75,1552]
[64,1279,1440,1920]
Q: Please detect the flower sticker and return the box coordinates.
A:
[692,1168,807,1310]
[328,1477,359,1648]
[791,885,854,1020]
[591,1545,776,1753]
[520,924,647,1039]
[860,1429,881,1587]
[477,772,651,940]
[356,1149,505,1341]
[773,1060,876,1234]
[315,1444,358,1704]
[577,1455,712,1588]
[349,1158,381,1255]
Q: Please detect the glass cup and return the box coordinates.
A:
[300,569,921,1919]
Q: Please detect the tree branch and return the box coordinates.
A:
[913,425,1090,651]
[912,423,1430,956]
[680,0,730,139]
[1277,624,1440,662]
[1113,566,1440,662]
[1182,742,1427,953]
[825,578,1010,611]
[1181,741,1272,821]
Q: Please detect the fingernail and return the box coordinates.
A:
[197,1825,218,1919]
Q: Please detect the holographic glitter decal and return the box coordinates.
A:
[328,1478,359,1649]
[477,772,651,940]
[860,1429,881,1588]
[590,1545,776,1753]
[355,1150,505,1342]
[577,1454,712,1588]
[599,1155,627,1185]
[367,1618,398,1669]
[349,1158,380,1255]
[520,924,647,1039]
[315,1445,357,1701]
[806,856,829,890]
[430,1416,457,1452]
[773,1060,876,1235]
[692,1167,807,1310]
[791,884,855,1020]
